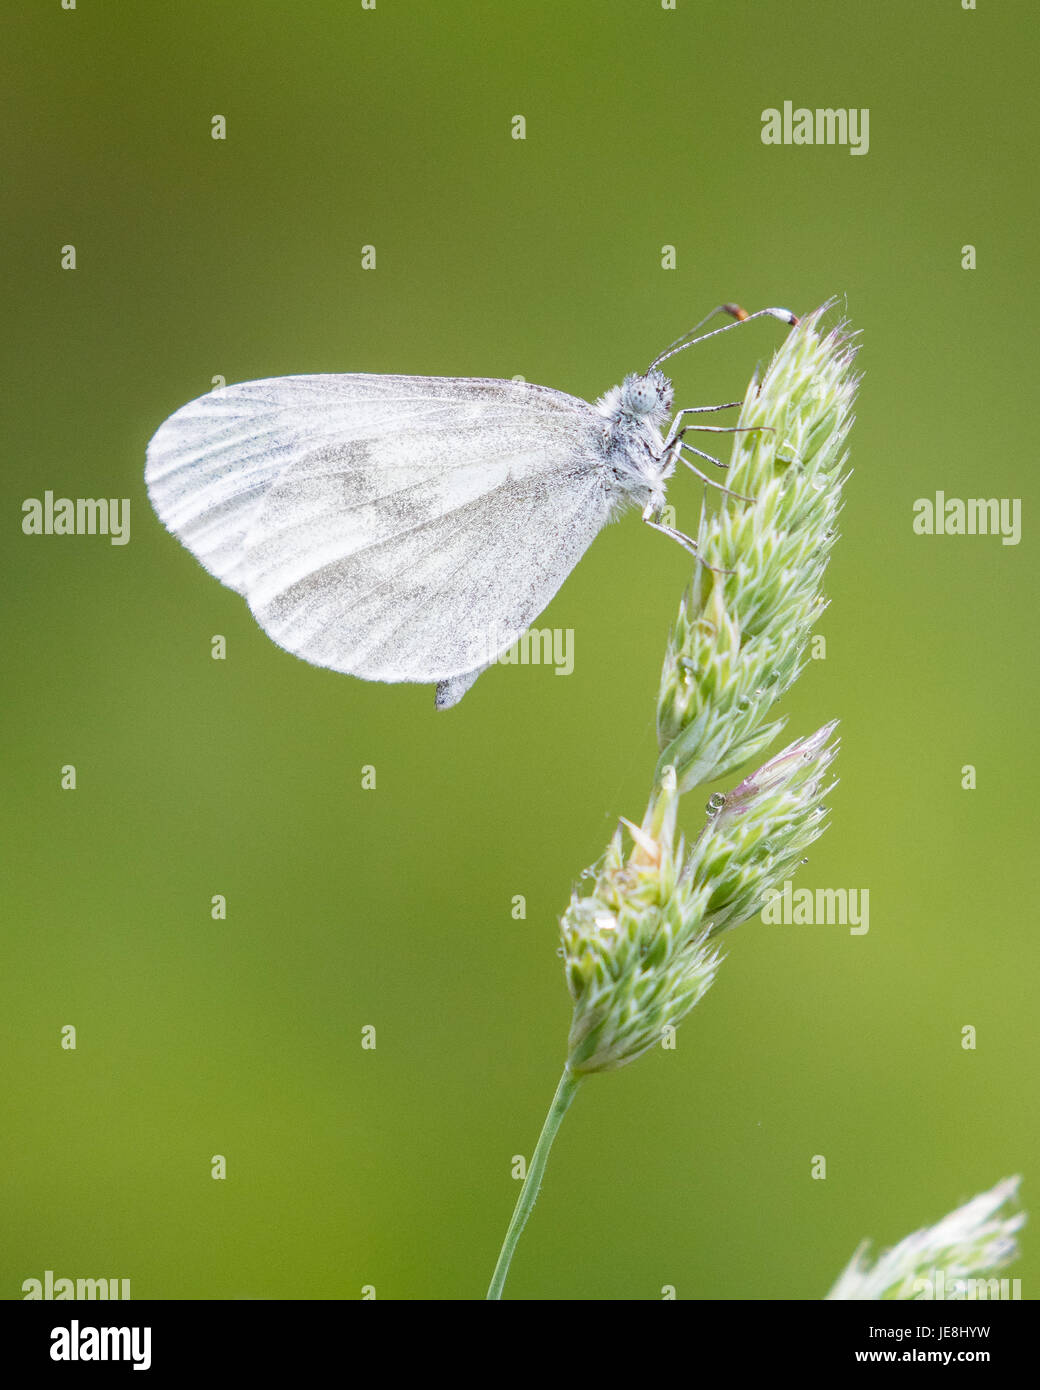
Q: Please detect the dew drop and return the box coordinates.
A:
[706,792,727,815]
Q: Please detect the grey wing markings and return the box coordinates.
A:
[335,467,601,669]
[242,437,611,684]
[145,373,594,593]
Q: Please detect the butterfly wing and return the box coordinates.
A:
[146,374,614,701]
[145,375,359,594]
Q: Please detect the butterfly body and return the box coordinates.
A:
[594,367,676,518]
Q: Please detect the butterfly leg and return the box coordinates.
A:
[662,427,771,484]
[660,432,756,502]
[641,501,734,575]
[676,447,756,502]
[664,401,743,439]
[682,426,807,485]
[661,403,760,448]
[663,417,775,457]
[682,422,775,436]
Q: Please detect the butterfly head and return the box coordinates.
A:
[618,370,673,426]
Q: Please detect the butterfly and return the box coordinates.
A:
[145,304,796,707]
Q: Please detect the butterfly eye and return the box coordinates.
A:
[624,379,656,415]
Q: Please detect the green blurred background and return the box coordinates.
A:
[3,0,1037,1301]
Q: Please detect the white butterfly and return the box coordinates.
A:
[145,306,796,707]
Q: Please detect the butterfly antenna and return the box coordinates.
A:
[647,304,799,373]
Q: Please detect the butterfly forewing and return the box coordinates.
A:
[146,373,612,688]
